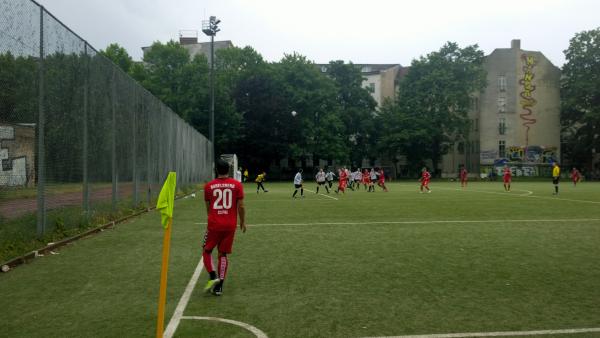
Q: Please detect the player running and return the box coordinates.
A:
[335,167,348,194]
[315,168,329,194]
[369,168,378,192]
[503,165,512,192]
[292,169,304,198]
[325,168,336,190]
[362,168,370,191]
[552,162,561,195]
[255,171,268,193]
[420,167,431,193]
[377,167,388,192]
[202,159,246,296]
[571,167,581,187]
[460,166,468,188]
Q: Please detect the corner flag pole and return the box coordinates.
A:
[156,217,173,338]
[155,172,176,338]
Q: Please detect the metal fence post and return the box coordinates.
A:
[132,85,138,207]
[111,69,117,211]
[36,6,46,237]
[146,103,151,208]
[82,43,89,220]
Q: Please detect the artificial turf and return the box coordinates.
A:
[1,181,599,337]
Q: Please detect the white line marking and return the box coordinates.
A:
[440,186,600,204]
[304,188,339,200]
[362,327,600,338]
[181,316,269,338]
[163,257,205,338]
[239,218,600,227]
[525,194,600,204]
[439,187,534,197]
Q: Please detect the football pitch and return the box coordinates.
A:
[1,181,599,338]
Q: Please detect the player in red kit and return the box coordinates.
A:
[202,159,246,296]
[420,167,431,193]
[377,168,388,192]
[503,165,512,192]
[460,166,468,188]
[362,169,370,191]
[571,167,581,186]
[335,167,348,194]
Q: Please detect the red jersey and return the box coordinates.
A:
[204,177,244,231]
[503,168,511,179]
[363,171,371,183]
[421,171,431,182]
[571,169,580,180]
[378,170,385,182]
[460,169,468,180]
[339,170,348,182]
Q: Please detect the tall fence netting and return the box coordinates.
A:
[0,0,212,256]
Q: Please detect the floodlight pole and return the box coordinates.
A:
[202,16,220,166]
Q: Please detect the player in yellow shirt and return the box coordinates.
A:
[255,172,268,194]
[552,162,560,195]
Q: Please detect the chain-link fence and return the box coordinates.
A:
[0,0,212,251]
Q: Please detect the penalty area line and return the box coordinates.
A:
[304,188,339,200]
[361,327,600,338]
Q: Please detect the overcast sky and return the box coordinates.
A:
[36,0,599,67]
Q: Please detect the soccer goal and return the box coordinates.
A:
[220,154,242,182]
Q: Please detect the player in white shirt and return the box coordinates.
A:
[325,169,336,190]
[315,168,329,194]
[292,169,304,198]
[353,169,362,189]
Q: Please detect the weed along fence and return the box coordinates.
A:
[0,0,212,261]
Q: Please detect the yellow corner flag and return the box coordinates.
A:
[156,172,176,338]
[156,172,177,229]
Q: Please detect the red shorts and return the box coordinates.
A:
[339,180,347,188]
[421,180,429,186]
[203,228,236,253]
[503,177,511,183]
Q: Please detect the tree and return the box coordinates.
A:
[274,53,347,166]
[100,43,133,73]
[325,61,377,167]
[391,42,486,175]
[561,27,600,169]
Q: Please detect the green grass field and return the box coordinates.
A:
[1,181,599,338]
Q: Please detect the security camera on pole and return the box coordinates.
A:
[202,16,221,170]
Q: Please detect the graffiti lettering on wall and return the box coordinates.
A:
[505,145,557,163]
[495,166,538,177]
[519,54,537,147]
[0,126,28,186]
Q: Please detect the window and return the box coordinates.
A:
[497,96,506,113]
[498,75,507,92]
[320,66,327,73]
[470,97,480,112]
[499,140,506,158]
[367,83,375,92]
[499,117,506,135]
[361,66,372,73]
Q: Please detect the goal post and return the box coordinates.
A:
[220,154,241,182]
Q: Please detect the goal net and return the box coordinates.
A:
[220,154,241,182]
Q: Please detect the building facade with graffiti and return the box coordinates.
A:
[442,39,561,178]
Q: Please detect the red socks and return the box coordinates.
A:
[218,255,228,280]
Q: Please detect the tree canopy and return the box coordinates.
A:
[561,27,600,167]
[377,42,486,175]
